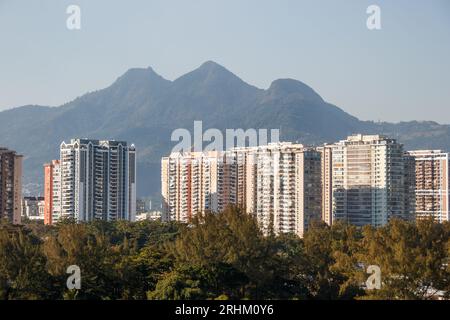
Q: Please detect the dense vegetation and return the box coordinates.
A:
[1,206,449,300]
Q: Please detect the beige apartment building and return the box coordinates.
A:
[318,145,333,225]
[320,134,413,227]
[248,143,321,236]
[407,150,449,222]
[161,151,239,222]
[44,160,62,225]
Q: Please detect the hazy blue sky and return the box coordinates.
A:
[0,0,449,123]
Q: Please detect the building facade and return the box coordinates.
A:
[162,135,448,235]
[318,145,333,225]
[0,148,23,224]
[407,150,449,222]
[322,134,414,227]
[162,143,322,237]
[248,143,321,236]
[44,160,61,225]
[161,151,239,222]
[45,139,136,223]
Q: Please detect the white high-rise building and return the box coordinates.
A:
[322,134,413,227]
[57,139,136,222]
[248,143,321,236]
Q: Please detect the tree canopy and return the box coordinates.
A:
[0,208,448,300]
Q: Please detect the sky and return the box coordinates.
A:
[0,0,449,123]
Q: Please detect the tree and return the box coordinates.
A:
[261,234,309,299]
[0,210,448,300]
[329,221,365,299]
[300,221,338,299]
[43,222,119,299]
[0,225,53,299]
[357,218,449,300]
[167,206,278,299]
[147,265,206,300]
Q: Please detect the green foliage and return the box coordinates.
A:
[356,218,450,300]
[0,225,54,299]
[301,220,364,299]
[0,209,448,300]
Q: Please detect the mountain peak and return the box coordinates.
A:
[110,66,170,92]
[267,79,323,102]
[193,60,237,79]
[117,66,163,81]
[198,60,226,70]
[174,60,250,90]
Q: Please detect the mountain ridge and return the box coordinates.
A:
[1,61,449,199]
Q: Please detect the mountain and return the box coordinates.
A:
[1,61,449,201]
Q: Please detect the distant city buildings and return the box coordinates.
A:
[43,139,137,224]
[22,196,45,221]
[136,198,152,214]
[136,211,162,221]
[0,147,23,224]
[3,133,449,230]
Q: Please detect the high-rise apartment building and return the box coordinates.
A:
[0,148,23,224]
[226,147,257,215]
[162,135,429,235]
[321,134,413,227]
[403,153,417,221]
[318,145,333,225]
[248,143,321,236]
[161,151,239,222]
[44,160,61,225]
[50,139,137,223]
[296,148,323,236]
[161,143,322,237]
[407,150,449,222]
